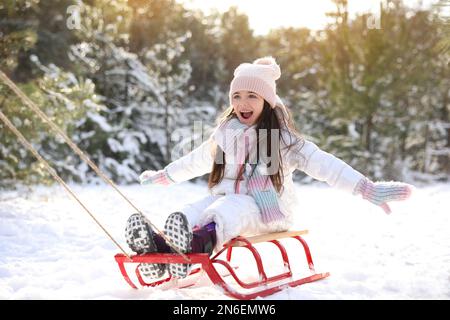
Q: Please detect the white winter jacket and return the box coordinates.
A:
[164,128,365,224]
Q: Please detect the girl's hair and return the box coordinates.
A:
[208,100,303,193]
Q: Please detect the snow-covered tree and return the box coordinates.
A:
[68,2,216,183]
[0,55,102,187]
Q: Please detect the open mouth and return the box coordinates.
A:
[240,111,253,120]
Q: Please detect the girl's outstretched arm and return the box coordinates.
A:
[140,138,214,186]
[293,139,412,214]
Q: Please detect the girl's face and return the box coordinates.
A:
[231,90,264,126]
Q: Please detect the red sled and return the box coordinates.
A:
[114,230,330,299]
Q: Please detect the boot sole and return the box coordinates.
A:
[164,212,193,278]
[125,213,166,279]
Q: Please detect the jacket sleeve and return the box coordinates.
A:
[292,139,365,193]
[164,138,214,183]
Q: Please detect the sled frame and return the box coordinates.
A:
[114,230,330,299]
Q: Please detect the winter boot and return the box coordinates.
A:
[164,212,194,278]
[124,213,166,279]
[164,213,218,278]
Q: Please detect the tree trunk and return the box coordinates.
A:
[422,122,429,173]
[164,91,171,164]
[365,114,373,152]
[442,89,449,179]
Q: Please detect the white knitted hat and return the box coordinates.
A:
[229,56,281,108]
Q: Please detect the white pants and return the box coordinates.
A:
[180,194,292,248]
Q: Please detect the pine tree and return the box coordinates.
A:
[0,0,99,187]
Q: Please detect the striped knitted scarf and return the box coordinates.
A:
[213,118,285,223]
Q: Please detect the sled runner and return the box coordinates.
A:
[115,229,330,299]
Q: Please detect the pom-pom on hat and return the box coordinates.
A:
[229,56,281,108]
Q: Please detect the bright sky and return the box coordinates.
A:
[180,0,438,35]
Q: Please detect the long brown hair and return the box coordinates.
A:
[208,100,302,194]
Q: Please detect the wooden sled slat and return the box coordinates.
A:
[228,230,309,247]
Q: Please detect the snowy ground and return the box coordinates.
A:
[0,181,449,300]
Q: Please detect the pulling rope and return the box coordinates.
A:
[0,109,130,258]
[0,70,191,262]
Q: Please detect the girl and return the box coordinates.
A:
[125,57,412,279]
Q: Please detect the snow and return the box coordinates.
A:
[1,181,449,300]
